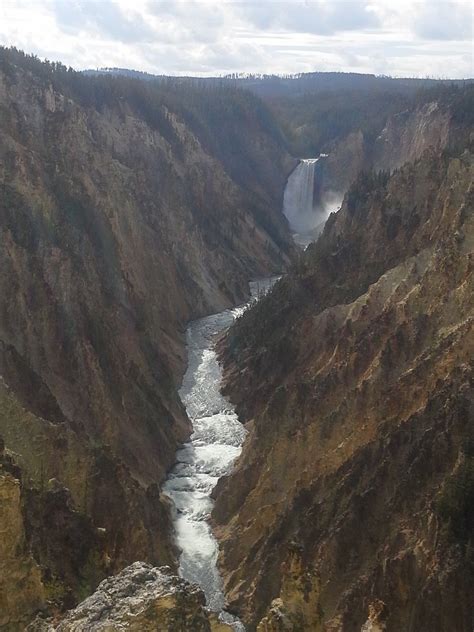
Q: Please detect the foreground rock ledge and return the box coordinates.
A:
[28,562,231,632]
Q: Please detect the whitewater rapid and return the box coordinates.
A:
[163,278,277,630]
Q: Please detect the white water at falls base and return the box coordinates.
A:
[163,278,278,630]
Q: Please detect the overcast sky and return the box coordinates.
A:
[1,0,473,78]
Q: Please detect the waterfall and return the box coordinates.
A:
[283,158,319,235]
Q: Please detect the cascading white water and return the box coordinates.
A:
[283,158,319,235]
[163,278,278,631]
[283,156,342,247]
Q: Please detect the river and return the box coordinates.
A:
[163,277,277,629]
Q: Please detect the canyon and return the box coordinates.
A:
[0,48,294,629]
[0,48,473,631]
[213,102,474,629]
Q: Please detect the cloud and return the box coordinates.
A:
[0,0,472,78]
[236,1,380,36]
[413,1,473,41]
[147,0,227,42]
[52,0,156,43]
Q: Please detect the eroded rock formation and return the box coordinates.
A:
[0,450,45,630]
[0,49,294,622]
[315,95,470,201]
[214,147,474,630]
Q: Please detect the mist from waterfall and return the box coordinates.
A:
[283,157,341,246]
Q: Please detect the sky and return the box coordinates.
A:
[0,0,473,78]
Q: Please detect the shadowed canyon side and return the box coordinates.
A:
[0,49,295,627]
[213,110,474,630]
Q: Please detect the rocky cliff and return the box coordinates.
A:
[28,562,232,632]
[314,89,473,203]
[0,48,295,624]
[214,146,474,630]
[0,444,45,630]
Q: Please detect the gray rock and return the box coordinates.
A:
[28,562,232,631]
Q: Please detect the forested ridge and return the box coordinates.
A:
[80,56,474,157]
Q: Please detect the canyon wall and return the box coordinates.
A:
[2,50,473,629]
[214,139,474,630]
[0,50,294,626]
[315,95,471,200]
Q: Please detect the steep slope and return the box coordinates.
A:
[214,147,474,630]
[267,84,474,225]
[0,446,45,630]
[0,48,294,623]
[314,87,474,201]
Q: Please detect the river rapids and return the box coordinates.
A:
[163,278,277,630]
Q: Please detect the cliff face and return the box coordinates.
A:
[214,148,474,630]
[0,449,45,630]
[371,101,452,172]
[315,96,469,200]
[0,51,294,622]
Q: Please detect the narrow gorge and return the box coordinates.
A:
[0,46,473,632]
[0,48,294,630]
[213,97,474,630]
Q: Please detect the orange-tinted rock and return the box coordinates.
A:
[214,148,474,630]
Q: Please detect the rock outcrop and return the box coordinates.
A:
[214,147,474,630]
[28,562,232,631]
